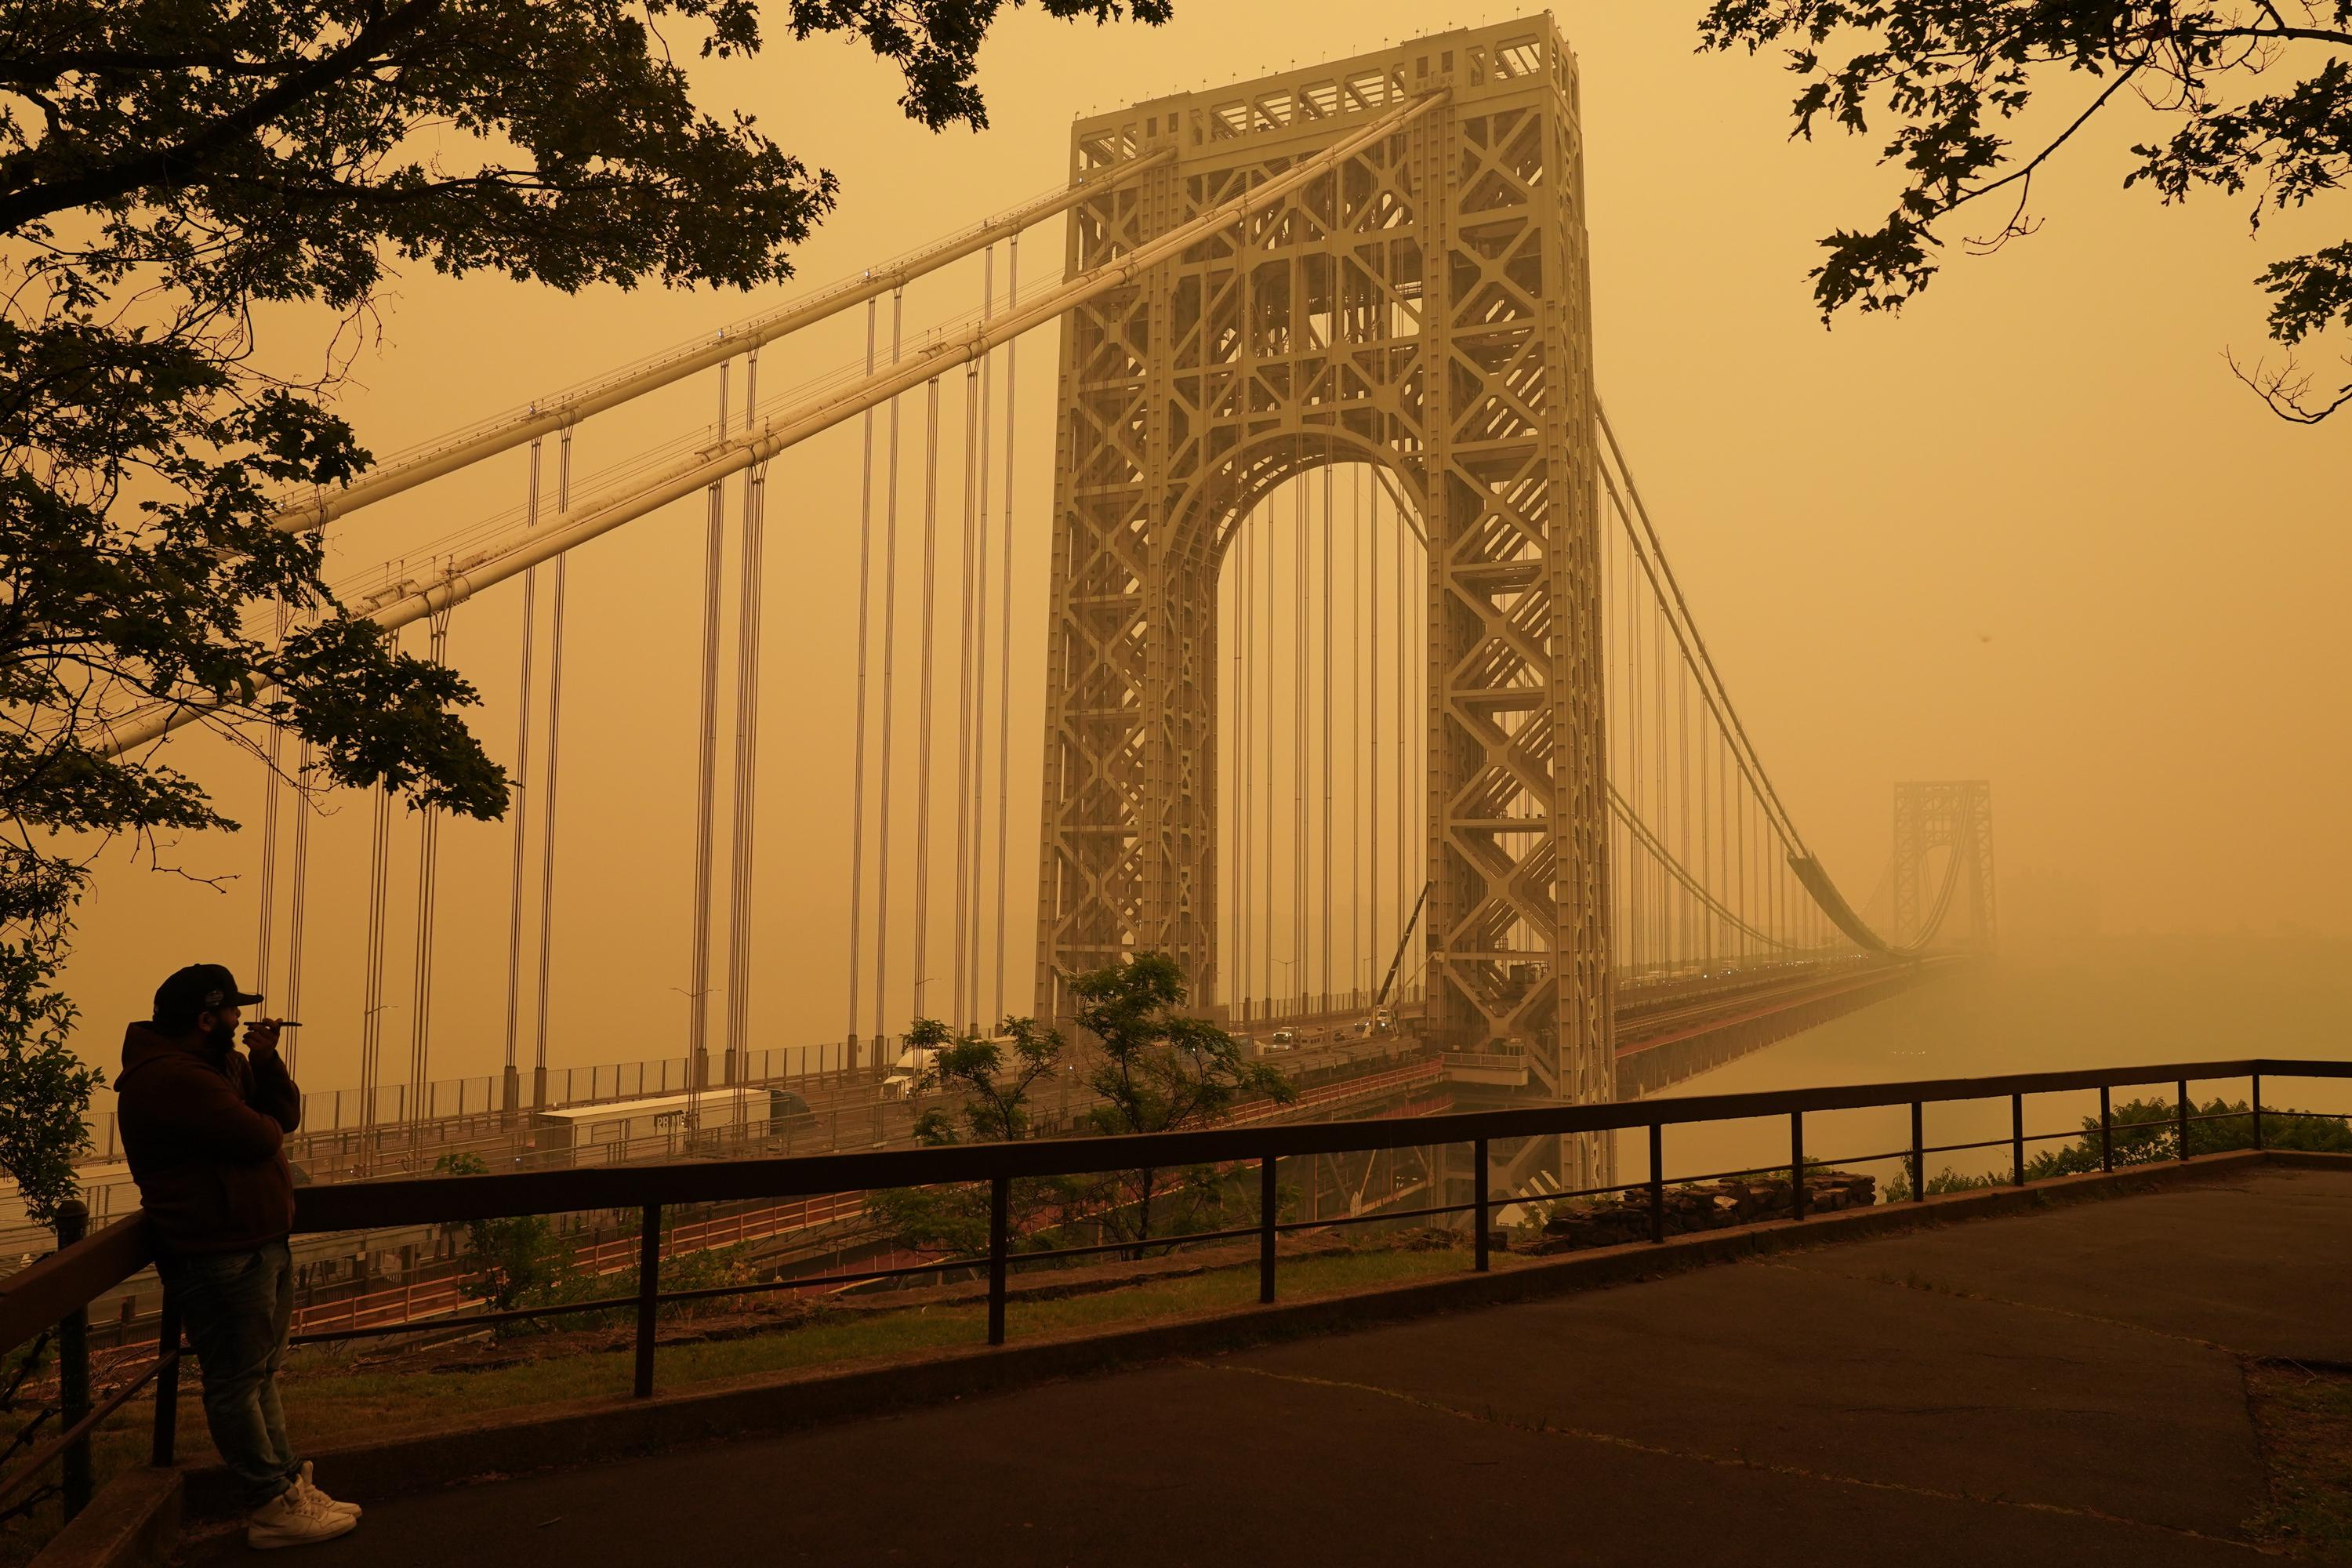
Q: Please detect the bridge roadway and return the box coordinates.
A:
[189,1162,2352,1564]
[13,960,1943,1341]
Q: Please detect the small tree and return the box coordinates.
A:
[435,1153,572,1317]
[869,1014,1065,1256]
[1064,953,1293,1251]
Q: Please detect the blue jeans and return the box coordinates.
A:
[158,1240,300,1510]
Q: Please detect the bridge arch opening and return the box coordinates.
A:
[1211,458,1429,1026]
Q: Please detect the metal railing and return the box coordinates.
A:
[3,1055,2346,1523]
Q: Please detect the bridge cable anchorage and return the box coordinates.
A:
[991,236,1018,1026]
[502,438,543,1108]
[259,152,1178,537]
[871,292,905,1050]
[408,609,452,1164]
[686,359,731,1131]
[96,93,1445,764]
[909,376,943,1025]
[724,349,764,1120]
[847,302,879,1057]
[530,426,573,1106]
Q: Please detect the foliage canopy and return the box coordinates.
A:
[1700,1,2352,420]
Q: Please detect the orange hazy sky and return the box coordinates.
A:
[56,3,2351,1089]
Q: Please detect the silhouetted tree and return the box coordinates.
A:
[1065,953,1293,1251]
[1700,2,2352,421]
[0,0,1173,1223]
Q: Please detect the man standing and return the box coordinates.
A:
[118,964,359,1548]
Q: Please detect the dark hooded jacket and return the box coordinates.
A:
[116,1023,302,1254]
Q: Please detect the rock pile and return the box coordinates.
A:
[1525,1170,1878,1254]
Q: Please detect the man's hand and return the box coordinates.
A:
[243,1020,284,1057]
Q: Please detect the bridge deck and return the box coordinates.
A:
[191,1166,2351,1565]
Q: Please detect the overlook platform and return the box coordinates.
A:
[185,1163,2352,1565]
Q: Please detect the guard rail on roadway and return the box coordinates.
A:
[3,1054,2347,1524]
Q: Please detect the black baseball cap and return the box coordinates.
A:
[153,964,263,1026]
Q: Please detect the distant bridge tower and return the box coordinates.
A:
[1891,782,1997,950]
[1032,17,1612,1170]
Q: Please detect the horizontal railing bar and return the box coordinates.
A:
[13,1059,2345,1353]
[277,1058,2340,1231]
[289,1293,641,1343]
[0,1349,172,1506]
[1277,1202,1480,1232]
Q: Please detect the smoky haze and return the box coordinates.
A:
[56,2,2352,1102]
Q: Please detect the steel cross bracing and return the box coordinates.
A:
[92,16,1940,1192]
[1030,21,1613,1181]
[1892,781,1998,951]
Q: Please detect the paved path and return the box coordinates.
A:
[186,1167,2352,1565]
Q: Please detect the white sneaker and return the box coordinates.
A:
[296,1461,361,1519]
[246,1485,358,1549]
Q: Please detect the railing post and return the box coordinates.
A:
[2099,1087,2114,1173]
[1788,1112,1807,1220]
[54,1200,91,1519]
[2010,1093,2026,1187]
[2176,1078,2191,1163]
[1909,1102,1926,1203]
[151,1290,182,1468]
[1258,1156,1277,1304]
[2252,1072,2265,1150]
[633,1203,659,1399]
[987,1174,1010,1347]
[1647,1122,1665,1244]
[1472,1138,1490,1272]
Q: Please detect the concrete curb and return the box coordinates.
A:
[165,1145,2339,1518]
[28,1468,181,1568]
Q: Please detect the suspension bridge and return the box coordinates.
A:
[53,18,2000,1255]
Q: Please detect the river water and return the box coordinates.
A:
[1621,935,2352,1191]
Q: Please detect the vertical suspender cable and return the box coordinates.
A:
[531,427,572,1107]
[358,776,393,1173]
[911,376,943,1022]
[1654,605,1667,968]
[408,612,451,1163]
[284,732,310,1077]
[1395,482,1406,997]
[687,361,731,1126]
[1262,506,1276,1014]
[1355,465,1374,992]
[503,440,542,1114]
[1320,460,1334,1004]
[1366,470,1377,999]
[1232,510,1251,1011]
[872,293,906,1049]
[254,602,285,998]
[953,326,982,1033]
[992,238,1019,1025]
[1292,479,1306,1004]
[968,247,994,1031]
[726,352,765,1117]
[847,303,878,1054]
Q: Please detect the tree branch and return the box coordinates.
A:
[0,0,447,234]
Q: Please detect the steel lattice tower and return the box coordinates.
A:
[1033,18,1613,1156]
[1891,781,1998,950]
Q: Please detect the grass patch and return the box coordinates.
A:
[2247,1360,2352,1562]
[56,1244,1468,1480]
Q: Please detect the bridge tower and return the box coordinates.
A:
[1891,781,1998,950]
[1032,17,1613,1174]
